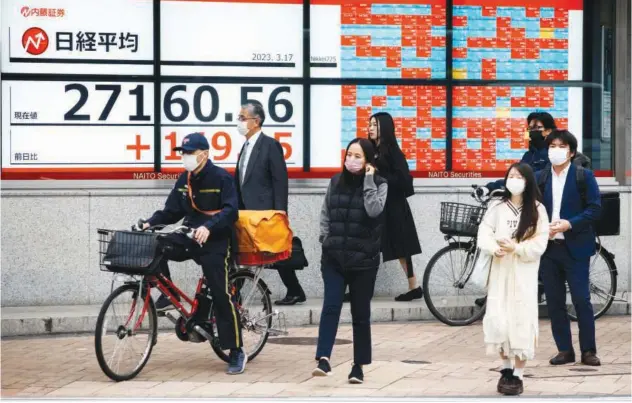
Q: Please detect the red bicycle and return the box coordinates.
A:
[94,224,287,382]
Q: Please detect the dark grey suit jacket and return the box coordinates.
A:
[235,132,289,212]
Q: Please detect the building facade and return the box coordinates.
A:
[1,0,630,308]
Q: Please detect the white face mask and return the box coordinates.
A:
[182,153,200,172]
[506,178,526,196]
[237,120,249,136]
[548,147,570,166]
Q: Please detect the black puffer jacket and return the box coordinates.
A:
[321,173,387,271]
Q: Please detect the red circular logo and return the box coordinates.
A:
[22,27,49,55]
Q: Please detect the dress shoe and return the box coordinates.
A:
[274,296,306,306]
[581,351,601,366]
[549,351,576,365]
[395,286,423,302]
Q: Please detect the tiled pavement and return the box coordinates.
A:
[1,316,630,398]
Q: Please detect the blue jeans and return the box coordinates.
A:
[315,265,377,365]
[540,242,596,354]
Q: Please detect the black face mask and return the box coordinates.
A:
[529,130,546,149]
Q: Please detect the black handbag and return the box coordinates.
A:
[273,236,309,270]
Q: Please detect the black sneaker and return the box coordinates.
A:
[155,294,179,311]
[499,375,524,396]
[395,287,423,302]
[348,364,364,384]
[497,368,513,393]
[312,358,332,377]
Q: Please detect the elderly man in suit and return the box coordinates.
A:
[234,103,307,306]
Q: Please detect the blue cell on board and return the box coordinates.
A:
[467,139,482,150]
[452,128,467,139]
[432,139,446,150]
[540,7,555,18]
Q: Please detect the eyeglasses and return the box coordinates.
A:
[237,116,256,122]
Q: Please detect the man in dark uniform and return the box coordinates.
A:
[141,132,246,375]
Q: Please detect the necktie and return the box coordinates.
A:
[239,141,249,184]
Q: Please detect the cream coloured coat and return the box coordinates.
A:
[477,199,549,360]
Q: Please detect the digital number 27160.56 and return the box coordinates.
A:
[64,84,294,123]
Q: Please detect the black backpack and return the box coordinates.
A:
[536,163,620,236]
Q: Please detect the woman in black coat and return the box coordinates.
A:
[368,112,423,301]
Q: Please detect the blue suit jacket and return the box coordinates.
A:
[536,164,601,259]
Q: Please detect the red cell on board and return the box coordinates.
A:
[386,58,401,68]
[555,8,569,18]
[453,47,468,58]
[371,14,388,25]
[371,47,387,57]
[432,118,446,128]
[418,68,432,79]
[496,87,511,97]
[498,28,511,40]
[432,36,446,47]
[356,36,371,47]
[525,87,540,98]
[557,118,568,129]
[554,39,568,49]
[417,107,431,119]
[540,18,555,28]
[539,70,555,80]
[526,48,540,59]
[416,47,431,58]
[482,5,496,16]
[419,15,432,27]
[511,28,526,38]
[497,17,511,27]
[453,16,468,27]
[386,14,403,25]
[467,118,483,128]
[432,15,446,26]
[496,39,512,49]
[526,96,539,108]
[468,128,483,138]
[356,46,371,57]
[511,97,527,107]
[402,69,416,79]
[511,139,528,149]
[402,95,416,107]
[512,39,527,48]
[482,86,497,98]
[467,38,483,48]
[482,95,496,107]
[341,36,356,46]
[555,17,569,29]
[511,48,526,59]
[453,118,467,128]
[526,7,540,17]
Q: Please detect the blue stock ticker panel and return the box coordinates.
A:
[339,2,447,78]
[452,0,582,80]
[452,86,569,172]
[341,85,447,171]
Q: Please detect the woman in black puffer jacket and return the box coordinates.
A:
[311,138,388,385]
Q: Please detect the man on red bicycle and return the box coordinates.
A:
[141,132,247,375]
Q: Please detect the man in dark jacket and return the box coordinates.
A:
[142,132,247,375]
[234,103,307,305]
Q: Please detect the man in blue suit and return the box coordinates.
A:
[537,130,602,366]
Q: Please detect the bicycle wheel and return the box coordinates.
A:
[95,283,157,381]
[567,245,617,321]
[423,242,487,326]
[210,270,272,363]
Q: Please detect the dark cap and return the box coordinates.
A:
[173,132,210,152]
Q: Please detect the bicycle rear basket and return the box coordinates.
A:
[98,229,161,274]
[439,202,487,238]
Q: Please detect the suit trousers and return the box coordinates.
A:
[159,234,243,350]
[540,241,596,354]
[277,267,306,298]
[315,265,377,365]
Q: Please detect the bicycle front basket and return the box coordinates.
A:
[98,229,161,274]
[440,202,487,238]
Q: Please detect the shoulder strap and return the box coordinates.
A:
[576,166,587,207]
[187,173,220,217]
[537,164,551,195]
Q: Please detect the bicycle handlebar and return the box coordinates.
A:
[470,184,505,205]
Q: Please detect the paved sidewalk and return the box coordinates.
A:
[1,316,630,398]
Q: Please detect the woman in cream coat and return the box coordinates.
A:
[477,162,549,396]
